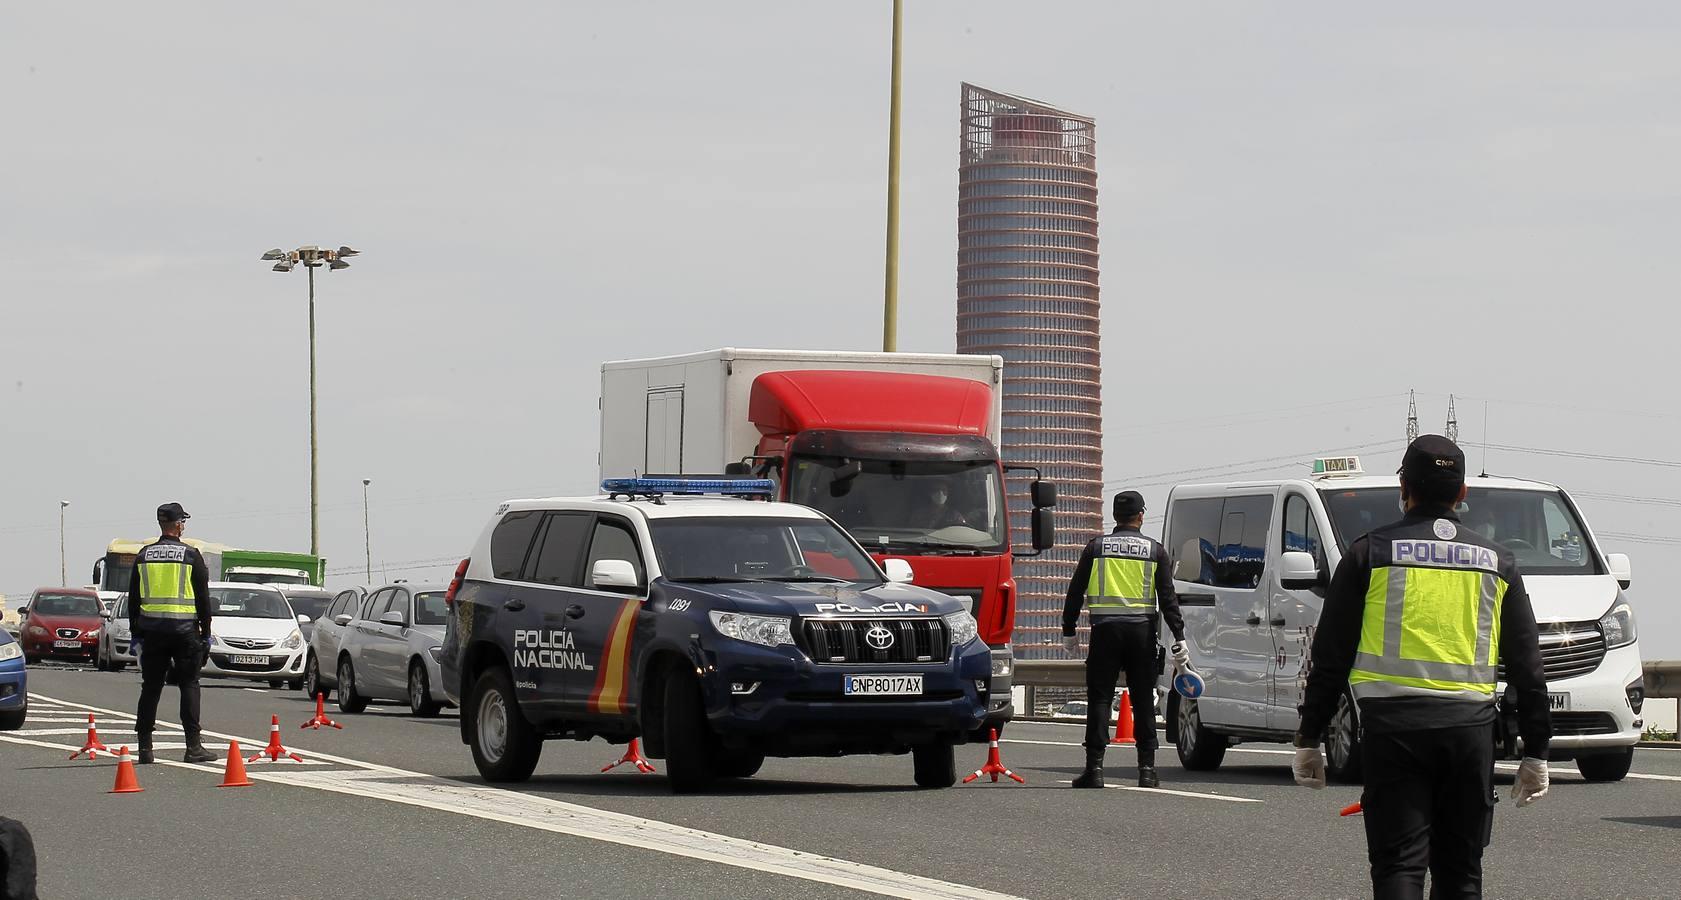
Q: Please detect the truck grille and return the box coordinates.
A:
[801,618,949,665]
[1499,623,1604,683]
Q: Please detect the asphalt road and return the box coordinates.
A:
[4,662,1679,900]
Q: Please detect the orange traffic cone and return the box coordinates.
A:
[247,715,303,763]
[1110,689,1136,745]
[218,740,254,787]
[299,694,343,731]
[70,713,111,760]
[962,729,1025,784]
[1340,801,1363,817]
[600,738,655,774]
[109,747,143,794]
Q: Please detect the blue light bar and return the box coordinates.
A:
[601,477,775,496]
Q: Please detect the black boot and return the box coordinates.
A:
[1137,749,1159,788]
[183,738,215,764]
[137,740,155,766]
[1072,751,1104,789]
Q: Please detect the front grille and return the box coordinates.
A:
[801,618,949,665]
[1499,623,1604,683]
[56,628,81,639]
[1551,712,1618,736]
[221,637,276,651]
[210,654,283,672]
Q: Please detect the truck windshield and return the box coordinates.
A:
[649,517,883,584]
[787,457,1007,553]
[1320,486,1604,577]
[224,571,310,585]
[208,587,294,619]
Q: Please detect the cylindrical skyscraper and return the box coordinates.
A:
[956,83,1101,660]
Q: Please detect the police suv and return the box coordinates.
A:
[1160,457,1644,783]
[439,477,991,792]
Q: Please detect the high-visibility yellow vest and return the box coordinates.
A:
[136,541,197,621]
[1348,521,1507,704]
[1086,533,1159,614]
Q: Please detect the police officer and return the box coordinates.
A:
[126,503,217,765]
[1294,436,1552,898]
[1063,490,1187,789]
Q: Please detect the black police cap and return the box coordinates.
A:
[1397,435,1466,489]
[1113,490,1147,520]
[156,502,191,523]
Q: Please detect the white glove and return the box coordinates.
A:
[1512,757,1549,807]
[1292,746,1327,789]
[1062,634,1080,655]
[1170,641,1191,667]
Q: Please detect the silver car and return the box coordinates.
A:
[303,585,370,700]
[95,596,137,671]
[334,582,452,717]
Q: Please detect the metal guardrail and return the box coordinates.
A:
[1018,659,1681,697]
[1646,660,1681,699]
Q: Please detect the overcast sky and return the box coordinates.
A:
[3,2,1678,655]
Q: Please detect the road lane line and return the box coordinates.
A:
[12,728,138,737]
[1054,780,1261,803]
[1005,737,1293,757]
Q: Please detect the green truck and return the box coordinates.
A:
[92,539,325,593]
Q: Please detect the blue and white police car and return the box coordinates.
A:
[440,477,990,792]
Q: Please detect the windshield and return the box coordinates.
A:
[649,517,882,583]
[1321,486,1604,577]
[31,594,100,617]
[208,587,294,619]
[284,591,333,621]
[414,592,448,626]
[103,554,136,593]
[787,456,1007,553]
[224,571,309,585]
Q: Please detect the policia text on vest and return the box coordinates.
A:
[125,505,217,765]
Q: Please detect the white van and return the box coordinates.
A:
[1159,458,1643,783]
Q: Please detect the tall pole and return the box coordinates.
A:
[59,500,69,587]
[308,264,319,559]
[881,0,903,352]
[362,479,372,582]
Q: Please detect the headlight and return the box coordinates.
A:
[282,630,304,650]
[1600,602,1637,649]
[27,626,47,637]
[0,643,21,662]
[87,628,101,640]
[708,611,794,648]
[943,611,979,647]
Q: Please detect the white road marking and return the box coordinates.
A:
[1055,780,1262,803]
[1005,737,1293,757]
[12,728,139,737]
[1492,762,1681,783]
[242,688,269,694]
[8,692,1023,900]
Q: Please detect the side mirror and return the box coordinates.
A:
[591,559,641,593]
[1032,481,1057,508]
[1606,552,1631,589]
[882,558,915,584]
[333,614,352,627]
[297,614,311,624]
[1031,507,1055,551]
[100,610,113,620]
[1279,551,1321,591]
[379,610,407,628]
[15,607,26,618]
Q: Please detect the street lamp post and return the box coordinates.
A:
[59,500,69,587]
[881,0,904,352]
[362,478,372,583]
[260,245,360,559]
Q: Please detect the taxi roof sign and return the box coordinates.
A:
[1311,456,1363,476]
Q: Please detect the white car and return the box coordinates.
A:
[202,583,309,689]
[95,596,137,671]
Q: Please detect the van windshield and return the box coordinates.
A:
[1320,486,1604,576]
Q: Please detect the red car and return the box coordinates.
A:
[18,588,103,664]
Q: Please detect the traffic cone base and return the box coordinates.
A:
[1110,688,1136,745]
[962,729,1025,784]
[70,713,111,760]
[219,740,255,787]
[1340,801,1363,817]
[248,714,304,763]
[601,738,656,774]
[109,747,143,794]
[300,694,344,731]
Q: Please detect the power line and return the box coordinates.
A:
[1574,491,1681,509]
[1597,531,1681,547]
[1466,442,1681,470]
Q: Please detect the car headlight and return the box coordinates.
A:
[0,643,21,662]
[282,630,304,650]
[87,628,101,640]
[27,626,47,637]
[1600,602,1637,649]
[943,611,978,648]
[708,611,794,648]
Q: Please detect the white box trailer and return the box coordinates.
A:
[599,348,1003,478]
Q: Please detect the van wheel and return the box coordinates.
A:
[467,666,542,782]
[336,658,368,713]
[1576,748,1634,783]
[1175,697,1227,771]
[715,751,765,779]
[912,742,957,788]
[1325,691,1364,784]
[409,662,441,717]
[663,668,716,793]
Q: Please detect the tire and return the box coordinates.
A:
[303,655,326,700]
[662,667,716,793]
[715,751,765,779]
[409,662,441,717]
[1577,748,1634,783]
[1325,691,1364,784]
[268,680,286,689]
[95,643,109,672]
[286,678,304,692]
[23,654,39,666]
[1174,696,1227,771]
[912,742,957,788]
[0,697,24,731]
[336,658,368,713]
[467,667,542,782]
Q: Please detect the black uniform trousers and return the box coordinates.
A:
[135,630,204,743]
[1361,722,1496,900]
[1082,616,1159,759]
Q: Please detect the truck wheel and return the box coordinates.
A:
[663,668,716,793]
[1325,691,1364,784]
[715,751,765,779]
[1174,697,1227,771]
[467,666,542,782]
[409,662,442,717]
[1576,748,1634,783]
[336,658,368,714]
[912,742,957,788]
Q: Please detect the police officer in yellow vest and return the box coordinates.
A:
[1063,490,1186,789]
[1295,436,1552,898]
[125,503,216,764]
